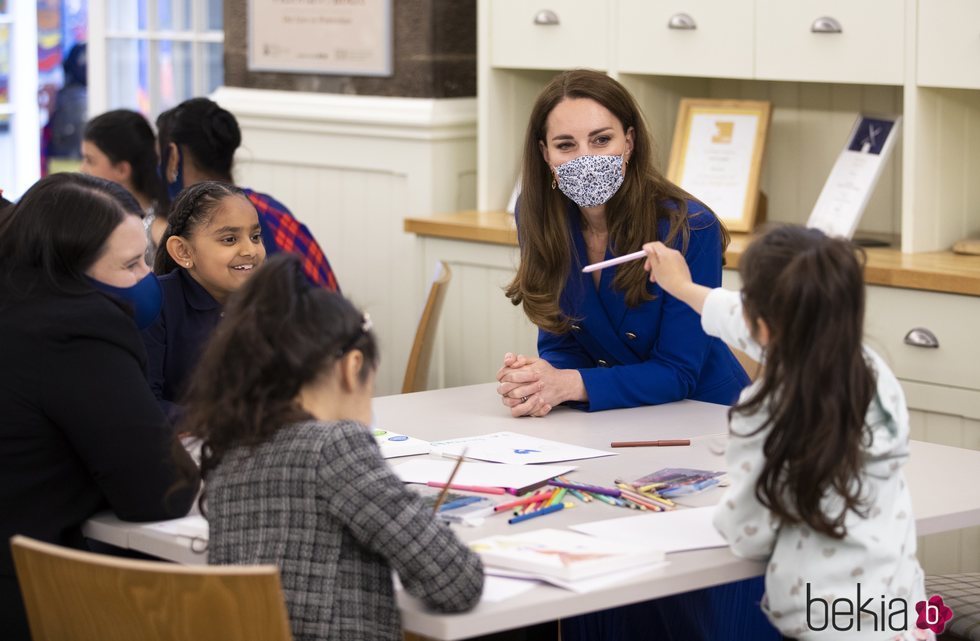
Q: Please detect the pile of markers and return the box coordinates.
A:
[495,475,677,525]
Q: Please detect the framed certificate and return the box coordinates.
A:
[666,99,772,233]
[248,0,393,76]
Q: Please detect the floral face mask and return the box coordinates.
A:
[553,153,625,208]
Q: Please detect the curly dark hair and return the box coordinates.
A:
[734,225,876,539]
[179,253,379,505]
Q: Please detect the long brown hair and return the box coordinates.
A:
[735,225,875,539]
[505,69,723,333]
[180,254,379,494]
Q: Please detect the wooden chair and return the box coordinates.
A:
[402,261,452,393]
[10,535,293,641]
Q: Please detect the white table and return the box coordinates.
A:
[85,383,980,640]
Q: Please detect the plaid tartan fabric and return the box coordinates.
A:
[925,574,980,640]
[243,188,340,292]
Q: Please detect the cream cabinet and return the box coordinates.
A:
[918,0,980,90]
[489,0,609,71]
[617,1,754,79]
[864,287,980,401]
[755,0,904,85]
[479,0,980,254]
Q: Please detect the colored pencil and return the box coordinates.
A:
[546,488,567,508]
[493,490,553,513]
[431,447,467,513]
[427,482,507,495]
[548,480,622,498]
[589,492,620,506]
[508,502,573,524]
[582,249,646,273]
[609,439,691,448]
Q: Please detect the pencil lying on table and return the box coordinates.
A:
[609,439,691,448]
[493,490,553,513]
[507,502,575,525]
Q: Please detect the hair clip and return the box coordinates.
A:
[361,312,373,333]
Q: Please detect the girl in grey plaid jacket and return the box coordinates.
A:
[181,253,484,641]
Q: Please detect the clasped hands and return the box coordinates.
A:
[496,353,584,418]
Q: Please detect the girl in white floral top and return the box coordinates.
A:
[643,225,933,641]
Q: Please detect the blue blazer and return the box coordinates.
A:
[538,200,749,411]
[141,269,222,423]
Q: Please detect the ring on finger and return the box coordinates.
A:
[521,396,529,403]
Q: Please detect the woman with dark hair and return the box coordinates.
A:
[81,109,167,261]
[497,70,774,640]
[0,174,200,641]
[185,254,482,640]
[157,97,340,290]
[497,69,749,416]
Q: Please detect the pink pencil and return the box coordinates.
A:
[582,249,647,273]
[427,482,507,495]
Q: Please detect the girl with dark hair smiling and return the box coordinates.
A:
[157,97,340,291]
[182,254,483,641]
[645,225,928,641]
[142,181,266,422]
[0,174,199,641]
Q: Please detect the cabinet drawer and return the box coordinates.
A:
[865,286,980,392]
[489,0,608,70]
[918,0,980,89]
[618,0,753,79]
[755,0,904,85]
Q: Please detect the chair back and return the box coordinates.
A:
[11,535,294,641]
[402,261,452,393]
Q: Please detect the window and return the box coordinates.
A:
[0,0,41,199]
[89,0,223,119]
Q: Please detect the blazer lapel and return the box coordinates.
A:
[570,225,639,366]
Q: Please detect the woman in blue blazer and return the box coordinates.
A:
[498,69,749,416]
[498,70,776,641]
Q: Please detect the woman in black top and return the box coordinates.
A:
[0,174,200,640]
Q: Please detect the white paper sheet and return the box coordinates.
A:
[392,459,576,492]
[485,562,670,594]
[431,431,615,465]
[373,429,430,459]
[481,575,539,602]
[570,506,727,553]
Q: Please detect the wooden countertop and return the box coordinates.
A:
[405,211,980,297]
[404,210,518,246]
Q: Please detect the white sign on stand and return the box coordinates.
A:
[807,115,901,239]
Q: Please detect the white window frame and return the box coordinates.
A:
[2,0,41,198]
[88,0,224,118]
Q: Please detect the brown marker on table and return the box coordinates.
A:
[610,439,691,448]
